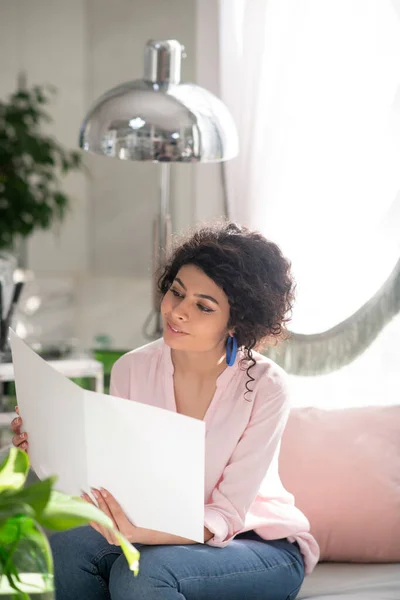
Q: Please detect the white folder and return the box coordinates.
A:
[9,329,205,542]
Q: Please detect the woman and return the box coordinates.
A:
[11,222,319,600]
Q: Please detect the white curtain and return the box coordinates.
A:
[219,0,400,407]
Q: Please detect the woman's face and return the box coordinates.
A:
[161,264,232,353]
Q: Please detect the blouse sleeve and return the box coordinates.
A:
[204,373,290,546]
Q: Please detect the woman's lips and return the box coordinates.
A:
[167,321,188,335]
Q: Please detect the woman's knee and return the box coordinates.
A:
[50,526,121,572]
[50,527,122,600]
[109,546,180,600]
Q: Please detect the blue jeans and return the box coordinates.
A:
[50,526,304,600]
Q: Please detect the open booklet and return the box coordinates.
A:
[9,329,205,542]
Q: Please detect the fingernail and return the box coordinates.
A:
[100,489,107,498]
[19,433,25,439]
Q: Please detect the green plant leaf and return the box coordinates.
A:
[40,491,139,574]
[112,530,140,575]
[39,490,110,530]
[0,448,29,492]
[1,477,55,519]
[0,502,35,529]
[0,515,35,546]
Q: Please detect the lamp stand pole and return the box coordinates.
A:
[148,163,172,338]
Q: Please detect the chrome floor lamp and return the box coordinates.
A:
[79,39,238,338]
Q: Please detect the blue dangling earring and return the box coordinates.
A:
[226,335,238,367]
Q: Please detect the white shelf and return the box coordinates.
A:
[0,358,104,393]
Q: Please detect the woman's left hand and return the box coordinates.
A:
[81,488,138,545]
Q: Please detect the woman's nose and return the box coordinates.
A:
[172,300,189,321]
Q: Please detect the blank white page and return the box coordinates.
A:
[9,329,88,494]
[84,389,205,542]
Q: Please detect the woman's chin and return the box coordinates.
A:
[162,329,188,348]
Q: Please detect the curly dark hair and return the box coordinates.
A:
[158,221,296,397]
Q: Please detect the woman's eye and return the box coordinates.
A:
[198,304,214,313]
[170,288,213,313]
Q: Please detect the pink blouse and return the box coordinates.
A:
[110,338,319,574]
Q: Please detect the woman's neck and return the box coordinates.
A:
[171,345,227,380]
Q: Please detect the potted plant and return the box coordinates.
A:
[0,81,83,254]
[0,447,139,598]
[0,81,84,357]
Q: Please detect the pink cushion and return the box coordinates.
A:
[279,405,400,562]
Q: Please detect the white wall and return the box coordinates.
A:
[194,0,225,223]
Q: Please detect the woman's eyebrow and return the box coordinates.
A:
[175,277,219,305]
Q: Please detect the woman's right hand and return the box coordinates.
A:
[11,407,29,452]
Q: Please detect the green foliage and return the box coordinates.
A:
[0,448,139,597]
[0,84,83,250]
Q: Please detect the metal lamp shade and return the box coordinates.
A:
[79,40,238,164]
